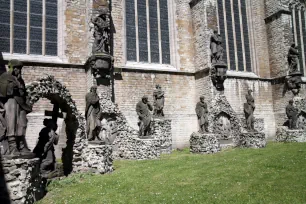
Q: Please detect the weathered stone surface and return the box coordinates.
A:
[235,132,266,148]
[73,143,113,174]
[276,126,306,142]
[151,118,172,154]
[190,132,221,154]
[3,158,44,204]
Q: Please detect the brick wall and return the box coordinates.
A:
[114,71,197,148]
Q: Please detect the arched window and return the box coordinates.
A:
[290,2,306,75]
[125,0,171,65]
[217,0,251,72]
[0,0,58,56]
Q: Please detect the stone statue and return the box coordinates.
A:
[91,9,110,54]
[85,86,102,141]
[0,59,33,157]
[288,43,299,75]
[33,119,59,178]
[195,96,209,133]
[136,96,153,137]
[153,84,165,117]
[210,30,224,64]
[244,89,255,131]
[286,99,299,130]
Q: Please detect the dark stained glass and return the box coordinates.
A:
[138,0,148,62]
[126,0,136,61]
[217,0,227,64]
[225,0,236,71]
[149,0,159,63]
[302,9,306,76]
[241,0,251,72]
[160,0,170,64]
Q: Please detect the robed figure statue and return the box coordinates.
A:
[85,86,101,141]
[153,84,165,117]
[195,96,209,133]
[136,96,153,137]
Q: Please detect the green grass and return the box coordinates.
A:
[37,142,306,204]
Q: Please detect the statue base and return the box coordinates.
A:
[276,126,306,142]
[189,132,221,154]
[235,132,266,148]
[2,158,45,204]
[151,118,172,154]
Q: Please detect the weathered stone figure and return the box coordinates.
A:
[91,8,110,54]
[195,96,209,133]
[33,119,59,178]
[85,86,101,141]
[153,84,165,117]
[210,30,224,64]
[288,43,299,74]
[286,99,299,130]
[0,59,32,157]
[244,89,255,131]
[136,96,153,137]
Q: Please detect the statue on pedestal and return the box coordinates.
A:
[85,86,102,141]
[33,119,59,178]
[210,30,224,65]
[136,96,153,137]
[286,99,299,130]
[288,43,299,75]
[0,59,33,158]
[195,96,209,133]
[244,90,255,132]
[153,84,165,118]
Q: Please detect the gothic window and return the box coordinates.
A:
[0,0,58,56]
[290,3,306,76]
[125,0,171,65]
[217,0,251,72]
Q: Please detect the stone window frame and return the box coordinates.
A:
[2,0,66,64]
[289,1,306,76]
[216,0,258,74]
[123,0,179,71]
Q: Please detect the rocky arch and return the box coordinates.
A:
[26,75,85,175]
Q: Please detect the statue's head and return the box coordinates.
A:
[90,85,98,94]
[289,99,293,104]
[9,59,23,77]
[200,96,205,102]
[142,95,148,104]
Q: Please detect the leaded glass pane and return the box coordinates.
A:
[13,39,26,53]
[45,42,57,56]
[30,40,42,54]
[138,0,148,62]
[0,38,10,52]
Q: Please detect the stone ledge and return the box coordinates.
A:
[276,126,306,142]
[235,132,266,148]
[190,132,221,154]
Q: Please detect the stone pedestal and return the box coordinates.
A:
[276,126,306,142]
[114,137,161,160]
[190,132,221,154]
[73,138,113,174]
[3,158,44,204]
[151,118,172,154]
[235,132,266,148]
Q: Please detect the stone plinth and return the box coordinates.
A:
[114,136,161,160]
[3,158,44,204]
[276,126,306,142]
[73,139,113,174]
[235,132,266,148]
[151,118,172,154]
[190,132,221,154]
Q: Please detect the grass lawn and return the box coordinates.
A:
[37,142,306,204]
